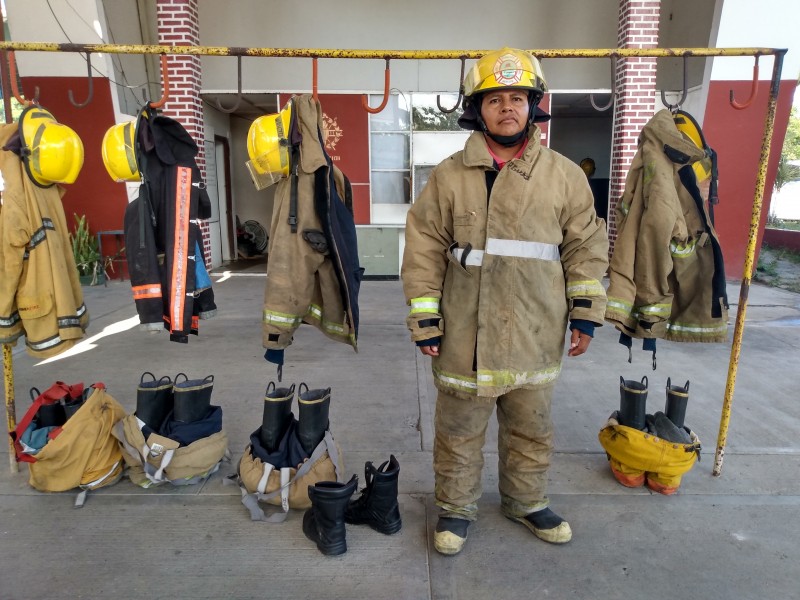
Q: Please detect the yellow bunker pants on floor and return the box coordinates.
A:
[433,385,555,520]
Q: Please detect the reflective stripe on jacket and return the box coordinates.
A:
[402,126,608,397]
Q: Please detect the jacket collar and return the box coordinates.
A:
[292,94,329,174]
[642,109,706,164]
[462,125,542,168]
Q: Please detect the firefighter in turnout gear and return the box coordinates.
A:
[401,48,609,555]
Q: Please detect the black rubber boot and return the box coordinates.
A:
[345,455,402,534]
[665,378,690,428]
[297,383,331,454]
[135,372,174,430]
[302,475,358,556]
[619,375,648,430]
[36,402,66,427]
[258,382,295,452]
[172,373,214,423]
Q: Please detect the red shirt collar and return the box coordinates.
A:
[486,137,528,169]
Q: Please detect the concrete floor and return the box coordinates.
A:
[1,262,799,600]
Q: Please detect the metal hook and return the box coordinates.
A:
[437,57,466,114]
[589,56,617,112]
[730,55,759,110]
[68,52,94,108]
[7,50,40,106]
[361,59,391,114]
[215,55,243,113]
[148,54,171,109]
[660,54,688,111]
[312,57,319,101]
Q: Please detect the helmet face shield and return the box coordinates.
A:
[246,101,292,190]
[101,121,140,182]
[18,106,84,187]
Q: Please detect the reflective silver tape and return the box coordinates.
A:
[451,247,484,266]
[451,238,560,266]
[486,238,560,261]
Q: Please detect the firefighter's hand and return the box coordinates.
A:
[568,329,592,357]
[419,345,439,357]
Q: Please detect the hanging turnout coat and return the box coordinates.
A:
[402,126,609,398]
[0,124,89,358]
[262,94,363,352]
[124,109,213,343]
[604,109,728,343]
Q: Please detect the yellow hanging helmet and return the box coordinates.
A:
[463,47,548,99]
[245,101,293,191]
[101,121,140,182]
[673,110,713,182]
[18,105,84,187]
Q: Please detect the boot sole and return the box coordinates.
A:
[433,530,467,555]
[506,515,573,544]
[345,517,402,535]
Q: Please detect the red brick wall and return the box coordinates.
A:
[608,0,660,253]
[156,0,210,266]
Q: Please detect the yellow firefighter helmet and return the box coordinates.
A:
[673,110,713,182]
[101,121,140,182]
[246,101,293,190]
[463,47,548,99]
[18,105,84,187]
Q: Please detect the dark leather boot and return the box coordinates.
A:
[258,382,295,452]
[173,373,213,423]
[345,455,402,534]
[619,375,648,430]
[303,475,358,556]
[297,383,330,454]
[665,378,690,428]
[135,372,174,430]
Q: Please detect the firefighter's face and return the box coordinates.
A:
[480,89,529,137]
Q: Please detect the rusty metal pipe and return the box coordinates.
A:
[713,50,786,477]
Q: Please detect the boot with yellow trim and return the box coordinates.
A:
[433,515,471,555]
[507,507,573,544]
[297,383,330,455]
[618,375,648,430]
[258,382,295,453]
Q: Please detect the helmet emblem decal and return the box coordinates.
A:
[494,53,523,86]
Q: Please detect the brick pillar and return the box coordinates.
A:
[156,0,211,266]
[608,0,660,253]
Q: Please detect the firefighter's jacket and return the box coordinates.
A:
[604,110,728,343]
[0,124,89,358]
[402,127,609,398]
[124,109,212,343]
[262,94,362,351]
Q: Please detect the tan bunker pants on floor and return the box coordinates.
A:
[434,385,555,521]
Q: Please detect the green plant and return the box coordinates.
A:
[69,213,102,284]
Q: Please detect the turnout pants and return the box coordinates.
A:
[434,385,555,521]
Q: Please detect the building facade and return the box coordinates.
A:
[3,0,798,278]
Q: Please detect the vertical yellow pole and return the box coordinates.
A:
[4,345,17,473]
[713,51,786,476]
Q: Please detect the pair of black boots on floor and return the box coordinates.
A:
[303,455,402,556]
[258,382,330,457]
[618,375,691,442]
[136,372,215,431]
